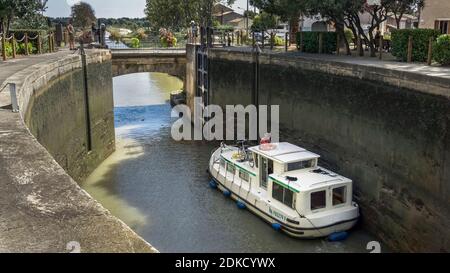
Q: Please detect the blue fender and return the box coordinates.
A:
[236,201,246,209]
[209,180,218,189]
[272,223,282,231]
[328,231,349,242]
[223,189,232,197]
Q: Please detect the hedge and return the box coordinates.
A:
[296,31,337,54]
[433,34,450,66]
[391,29,440,62]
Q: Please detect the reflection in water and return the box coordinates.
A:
[82,72,380,253]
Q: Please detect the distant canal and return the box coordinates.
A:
[81,72,380,253]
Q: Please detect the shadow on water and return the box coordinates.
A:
[82,72,382,253]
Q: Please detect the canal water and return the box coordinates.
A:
[82,72,380,253]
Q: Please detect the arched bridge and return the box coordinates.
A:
[111,49,186,79]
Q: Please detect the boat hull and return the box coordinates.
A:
[208,147,359,239]
[210,175,358,239]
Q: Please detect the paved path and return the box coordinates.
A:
[218,46,450,80]
[0,50,74,88]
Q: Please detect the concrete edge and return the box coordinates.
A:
[0,50,158,253]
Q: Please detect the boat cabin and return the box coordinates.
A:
[243,143,353,215]
[212,141,358,237]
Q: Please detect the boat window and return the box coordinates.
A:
[239,170,249,182]
[254,153,259,168]
[268,160,273,174]
[333,186,347,206]
[311,190,326,211]
[272,182,295,209]
[261,157,268,189]
[287,160,315,171]
[227,163,236,175]
[220,158,226,168]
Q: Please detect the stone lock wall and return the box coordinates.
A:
[23,52,115,183]
[206,49,450,252]
[0,50,155,252]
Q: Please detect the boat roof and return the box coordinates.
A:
[248,142,320,164]
[270,169,351,193]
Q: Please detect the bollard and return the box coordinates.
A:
[2,32,7,61]
[270,33,274,50]
[336,33,340,56]
[358,36,364,56]
[285,32,288,52]
[37,33,42,54]
[407,35,413,63]
[12,34,16,58]
[24,33,29,55]
[299,32,304,52]
[252,32,255,47]
[9,83,19,113]
[427,37,433,65]
[52,33,56,51]
[379,35,383,60]
[262,32,265,49]
[48,33,52,53]
[318,32,323,54]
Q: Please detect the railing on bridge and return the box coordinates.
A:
[187,26,291,52]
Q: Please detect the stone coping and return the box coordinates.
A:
[210,48,450,99]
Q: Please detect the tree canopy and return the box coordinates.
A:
[70,1,96,28]
[254,0,426,56]
[0,0,47,33]
[144,0,235,31]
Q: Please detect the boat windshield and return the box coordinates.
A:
[286,159,315,171]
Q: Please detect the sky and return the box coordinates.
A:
[45,0,250,18]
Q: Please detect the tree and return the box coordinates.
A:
[390,0,424,29]
[0,0,47,34]
[144,0,235,31]
[251,0,307,43]
[71,1,96,28]
[251,11,276,32]
[304,0,357,55]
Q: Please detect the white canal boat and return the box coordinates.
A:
[208,141,360,239]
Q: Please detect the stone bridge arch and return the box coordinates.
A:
[111,49,187,80]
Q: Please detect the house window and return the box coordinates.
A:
[311,190,326,211]
[287,160,315,171]
[227,163,235,175]
[437,20,450,34]
[272,182,295,209]
[239,170,249,182]
[333,186,347,206]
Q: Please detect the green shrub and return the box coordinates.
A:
[344,28,354,44]
[273,35,284,46]
[433,34,450,65]
[130,37,140,48]
[391,29,440,62]
[17,42,35,54]
[296,31,337,54]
